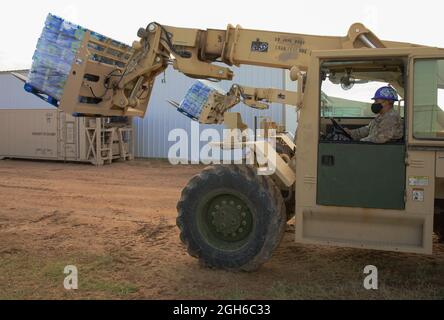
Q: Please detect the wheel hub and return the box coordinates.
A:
[212,201,245,236]
[203,194,253,244]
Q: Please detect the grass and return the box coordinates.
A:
[0,252,140,300]
[172,244,444,300]
[1,245,444,300]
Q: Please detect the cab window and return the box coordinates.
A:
[413,59,444,139]
[319,59,405,142]
[321,79,401,118]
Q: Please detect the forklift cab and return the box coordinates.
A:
[317,59,407,210]
[295,49,444,254]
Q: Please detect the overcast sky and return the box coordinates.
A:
[0,0,443,70]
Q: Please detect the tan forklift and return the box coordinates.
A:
[22,20,444,271]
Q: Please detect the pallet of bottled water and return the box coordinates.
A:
[179,81,227,121]
[25,13,133,107]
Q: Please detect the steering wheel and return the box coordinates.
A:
[330,118,353,140]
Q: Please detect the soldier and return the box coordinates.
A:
[346,86,403,143]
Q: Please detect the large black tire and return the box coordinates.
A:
[177,165,286,271]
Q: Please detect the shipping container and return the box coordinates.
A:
[0,108,134,165]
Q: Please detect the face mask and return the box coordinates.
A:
[371,103,383,114]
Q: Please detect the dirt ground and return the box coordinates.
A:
[0,159,443,300]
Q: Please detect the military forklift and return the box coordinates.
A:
[21,19,444,271]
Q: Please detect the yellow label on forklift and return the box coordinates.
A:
[409,176,429,187]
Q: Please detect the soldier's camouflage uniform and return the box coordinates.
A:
[349,108,403,143]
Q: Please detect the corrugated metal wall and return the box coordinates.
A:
[133,66,285,159]
[0,74,54,109]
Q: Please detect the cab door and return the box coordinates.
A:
[316,59,407,210]
[317,141,406,209]
[295,52,434,255]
